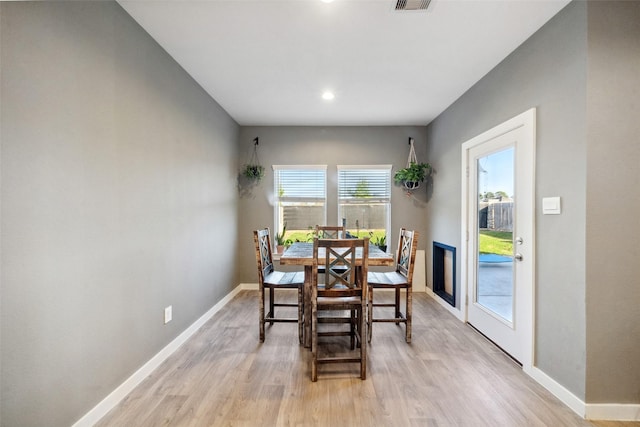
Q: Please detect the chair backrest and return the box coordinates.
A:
[313,238,368,296]
[395,229,419,282]
[316,225,345,239]
[253,228,274,282]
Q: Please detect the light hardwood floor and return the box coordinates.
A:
[97,291,638,426]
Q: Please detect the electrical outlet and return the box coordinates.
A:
[164,306,172,324]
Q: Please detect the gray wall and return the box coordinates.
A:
[585,1,640,403]
[236,126,429,284]
[0,2,239,426]
[426,0,640,405]
[425,2,588,398]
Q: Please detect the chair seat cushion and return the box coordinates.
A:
[368,271,408,286]
[264,270,304,286]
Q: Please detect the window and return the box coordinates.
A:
[273,165,327,245]
[337,165,391,244]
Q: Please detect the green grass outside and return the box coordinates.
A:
[283,229,386,245]
[479,230,513,256]
[284,228,508,254]
[284,229,316,243]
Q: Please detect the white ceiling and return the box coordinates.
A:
[118,0,570,126]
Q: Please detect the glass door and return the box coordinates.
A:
[463,109,535,367]
[476,147,515,323]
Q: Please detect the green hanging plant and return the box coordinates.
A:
[394,162,432,187]
[240,137,264,184]
[243,164,265,181]
[395,138,432,193]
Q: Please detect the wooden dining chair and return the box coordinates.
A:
[253,228,304,344]
[311,237,369,381]
[367,228,418,343]
[315,225,347,274]
[315,225,345,239]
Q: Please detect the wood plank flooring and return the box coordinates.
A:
[97,291,637,426]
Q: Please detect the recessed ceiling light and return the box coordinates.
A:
[322,91,335,101]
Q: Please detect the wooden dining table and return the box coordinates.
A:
[279,241,395,348]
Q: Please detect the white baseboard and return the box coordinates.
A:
[526,363,640,421]
[585,404,640,421]
[72,284,245,427]
[426,290,639,422]
[528,367,586,418]
[425,287,463,321]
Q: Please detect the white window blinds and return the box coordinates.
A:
[274,166,326,202]
[337,165,392,204]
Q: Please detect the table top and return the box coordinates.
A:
[279,241,395,267]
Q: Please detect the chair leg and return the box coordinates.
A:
[298,286,304,345]
[311,296,318,382]
[350,309,356,350]
[367,286,373,343]
[395,288,401,325]
[269,287,275,326]
[259,285,265,342]
[406,286,412,343]
[360,304,366,380]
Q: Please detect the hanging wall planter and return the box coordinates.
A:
[394,162,432,190]
[241,137,264,183]
[394,137,432,194]
[243,163,265,181]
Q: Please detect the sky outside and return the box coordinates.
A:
[478,147,514,197]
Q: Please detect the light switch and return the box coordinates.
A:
[542,197,561,215]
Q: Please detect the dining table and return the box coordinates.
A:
[279,241,395,348]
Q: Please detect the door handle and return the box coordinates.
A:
[514,253,523,261]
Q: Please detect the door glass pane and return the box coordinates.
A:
[476,148,514,322]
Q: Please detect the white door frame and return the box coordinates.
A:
[460,108,536,374]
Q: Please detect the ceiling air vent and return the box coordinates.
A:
[395,0,431,11]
